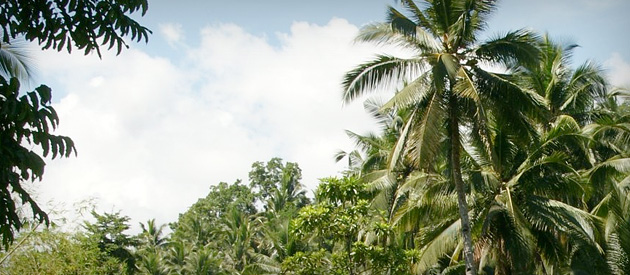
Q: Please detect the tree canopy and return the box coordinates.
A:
[0,0,150,57]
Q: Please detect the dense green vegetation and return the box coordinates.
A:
[2,0,630,274]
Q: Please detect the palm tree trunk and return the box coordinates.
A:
[449,94,477,275]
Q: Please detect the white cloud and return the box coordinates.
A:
[605,53,630,88]
[31,18,385,230]
[159,23,185,47]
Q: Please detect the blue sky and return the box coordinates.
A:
[31,0,630,230]
[138,0,629,64]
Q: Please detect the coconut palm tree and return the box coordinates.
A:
[471,115,605,273]
[589,155,630,275]
[336,99,415,228]
[138,219,167,251]
[265,164,310,214]
[392,114,606,273]
[523,36,608,128]
[336,98,410,176]
[163,240,192,275]
[581,90,630,274]
[218,208,279,275]
[136,252,169,275]
[183,246,223,275]
[342,1,542,273]
[136,220,169,274]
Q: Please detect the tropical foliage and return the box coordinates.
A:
[2,0,629,275]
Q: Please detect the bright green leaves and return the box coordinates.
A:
[352,241,414,275]
[0,0,151,58]
[287,176,414,274]
[315,176,370,205]
[0,75,75,248]
[293,176,370,240]
[282,250,333,275]
[292,199,369,240]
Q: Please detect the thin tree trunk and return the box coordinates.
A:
[449,94,477,275]
[346,235,355,275]
[0,222,41,265]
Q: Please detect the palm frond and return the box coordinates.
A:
[363,97,395,128]
[545,115,583,141]
[387,5,420,40]
[527,115,590,166]
[427,0,455,36]
[394,188,459,232]
[356,22,440,52]
[475,29,541,70]
[397,0,434,32]
[524,196,601,249]
[389,109,416,171]
[242,254,281,275]
[440,53,459,79]
[396,170,448,195]
[456,67,500,171]
[440,263,466,275]
[345,130,382,152]
[381,71,434,111]
[414,219,462,273]
[449,0,497,47]
[454,67,480,101]
[587,157,630,191]
[606,231,630,274]
[362,169,396,193]
[334,149,349,163]
[0,38,35,82]
[342,55,424,103]
[407,91,447,170]
[480,202,534,271]
[474,68,548,134]
[562,61,607,111]
[511,152,577,188]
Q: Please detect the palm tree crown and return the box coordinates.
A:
[342,1,543,274]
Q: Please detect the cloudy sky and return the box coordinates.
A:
[29,0,630,230]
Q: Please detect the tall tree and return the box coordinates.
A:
[170,180,256,245]
[138,219,167,252]
[249,158,309,210]
[290,176,372,275]
[525,36,607,127]
[342,1,542,273]
[584,93,630,274]
[83,211,138,274]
